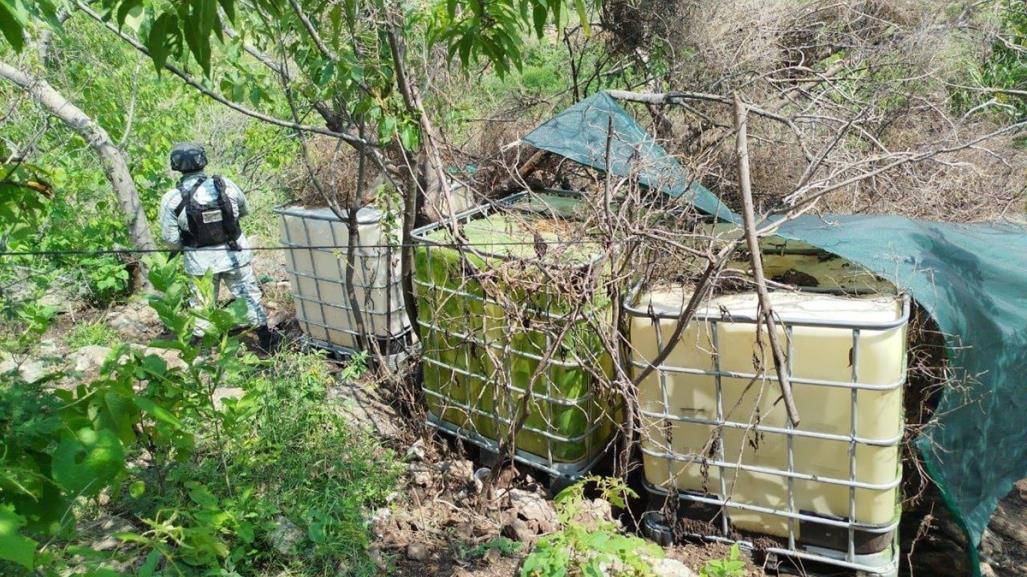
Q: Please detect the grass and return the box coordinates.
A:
[218,349,402,576]
[64,320,118,349]
[99,348,402,577]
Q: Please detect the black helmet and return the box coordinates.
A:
[170,142,207,173]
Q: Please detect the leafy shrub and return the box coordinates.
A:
[65,321,119,350]
[339,349,369,381]
[0,299,56,356]
[1,255,401,576]
[521,477,663,577]
[36,197,135,306]
[208,348,401,576]
[700,544,746,577]
[953,1,1027,119]
[460,536,523,560]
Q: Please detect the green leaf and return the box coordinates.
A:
[134,397,184,430]
[115,532,151,544]
[31,0,64,30]
[103,391,138,445]
[129,480,146,499]
[343,0,356,27]
[140,354,168,377]
[0,507,37,569]
[182,1,214,76]
[116,0,143,27]
[217,0,235,22]
[148,339,187,352]
[0,0,27,52]
[138,549,161,577]
[582,558,603,577]
[399,124,419,151]
[307,517,327,544]
[458,36,472,68]
[319,62,335,85]
[146,12,180,72]
[80,568,127,577]
[51,429,125,497]
[186,482,217,507]
[573,0,590,36]
[532,4,547,38]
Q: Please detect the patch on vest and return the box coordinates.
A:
[201,209,223,224]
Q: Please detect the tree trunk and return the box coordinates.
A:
[0,59,155,285]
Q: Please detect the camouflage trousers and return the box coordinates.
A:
[189,264,268,335]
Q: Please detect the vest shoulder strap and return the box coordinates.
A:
[211,176,242,251]
[173,176,207,218]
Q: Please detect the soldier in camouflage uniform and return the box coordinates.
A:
[158,142,280,353]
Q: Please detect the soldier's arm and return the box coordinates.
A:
[224,178,249,218]
[159,191,183,248]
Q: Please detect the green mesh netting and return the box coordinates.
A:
[521,92,738,222]
[779,215,1027,575]
[526,93,1027,574]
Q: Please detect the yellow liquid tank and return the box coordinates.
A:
[630,287,908,552]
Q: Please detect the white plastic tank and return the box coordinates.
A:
[277,205,410,354]
[630,286,908,544]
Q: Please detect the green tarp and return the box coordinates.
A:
[526,91,1027,573]
[779,215,1027,572]
[522,92,737,222]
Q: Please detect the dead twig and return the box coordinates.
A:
[733,92,800,427]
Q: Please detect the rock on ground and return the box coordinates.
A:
[501,518,536,545]
[141,347,187,371]
[499,488,559,545]
[107,301,160,341]
[329,378,403,439]
[0,354,50,383]
[507,489,559,534]
[406,542,430,561]
[980,479,1027,576]
[650,557,696,577]
[72,345,114,376]
[268,515,303,555]
[212,387,245,410]
[86,515,136,552]
[571,497,615,531]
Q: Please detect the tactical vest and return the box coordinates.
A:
[174,176,242,250]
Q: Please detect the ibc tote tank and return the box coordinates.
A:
[276,205,411,356]
[412,192,618,478]
[629,285,908,570]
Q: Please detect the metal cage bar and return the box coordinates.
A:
[412,192,617,479]
[630,288,909,576]
[274,206,411,358]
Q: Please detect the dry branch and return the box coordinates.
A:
[733,93,800,427]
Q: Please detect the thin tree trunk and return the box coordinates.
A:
[0,59,155,285]
[345,125,372,359]
[385,21,451,335]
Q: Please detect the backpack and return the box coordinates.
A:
[173,175,242,250]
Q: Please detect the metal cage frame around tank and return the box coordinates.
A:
[624,285,911,577]
[275,204,414,357]
[411,191,618,480]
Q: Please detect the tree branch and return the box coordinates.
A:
[74,0,370,148]
[607,89,814,162]
[734,93,800,427]
[0,58,154,286]
[287,0,337,62]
